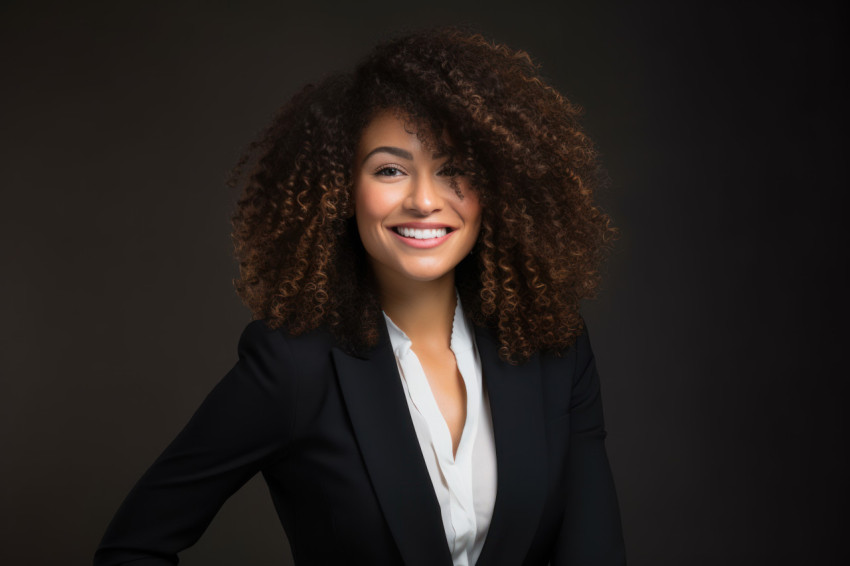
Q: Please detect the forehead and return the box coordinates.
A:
[356,109,450,158]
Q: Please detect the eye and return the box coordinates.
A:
[374,166,404,177]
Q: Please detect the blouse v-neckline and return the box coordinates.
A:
[382,296,497,566]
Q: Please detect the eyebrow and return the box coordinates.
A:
[360,146,449,166]
[361,146,413,165]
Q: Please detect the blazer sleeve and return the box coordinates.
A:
[551,326,626,565]
[94,320,297,566]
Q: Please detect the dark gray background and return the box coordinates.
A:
[1,0,846,564]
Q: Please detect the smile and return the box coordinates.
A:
[389,225,455,249]
[393,226,450,239]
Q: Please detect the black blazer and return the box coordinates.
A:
[95,320,625,565]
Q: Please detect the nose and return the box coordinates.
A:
[404,173,444,215]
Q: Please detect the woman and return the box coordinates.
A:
[95,28,625,565]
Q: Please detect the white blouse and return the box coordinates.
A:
[383,298,497,566]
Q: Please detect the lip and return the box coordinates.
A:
[390,222,454,230]
[388,223,456,249]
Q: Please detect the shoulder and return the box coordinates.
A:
[236,319,338,381]
[536,318,600,405]
[240,318,335,348]
[231,321,345,437]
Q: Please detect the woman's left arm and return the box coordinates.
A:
[551,327,627,565]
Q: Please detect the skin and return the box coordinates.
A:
[353,109,482,455]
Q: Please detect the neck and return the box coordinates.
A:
[377,270,457,351]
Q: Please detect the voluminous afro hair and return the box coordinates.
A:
[231,27,616,363]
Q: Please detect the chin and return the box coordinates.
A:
[391,261,457,283]
[399,270,453,283]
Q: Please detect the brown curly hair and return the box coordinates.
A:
[230,27,616,363]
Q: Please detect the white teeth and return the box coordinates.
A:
[396,227,448,239]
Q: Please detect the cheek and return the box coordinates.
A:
[460,193,483,232]
[354,182,396,254]
[354,181,393,223]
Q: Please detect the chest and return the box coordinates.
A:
[262,337,577,565]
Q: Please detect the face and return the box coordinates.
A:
[353,110,482,289]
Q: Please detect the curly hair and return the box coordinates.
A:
[230,27,616,363]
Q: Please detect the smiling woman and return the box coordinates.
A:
[95,27,624,566]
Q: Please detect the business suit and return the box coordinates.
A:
[95,318,625,565]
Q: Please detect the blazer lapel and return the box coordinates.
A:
[331,335,453,566]
[474,326,549,566]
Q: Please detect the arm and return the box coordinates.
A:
[551,327,626,565]
[94,321,297,566]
